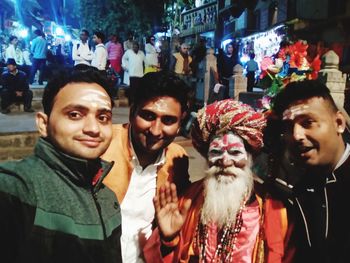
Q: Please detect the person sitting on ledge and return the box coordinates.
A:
[1,58,34,114]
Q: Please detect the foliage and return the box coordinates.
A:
[79,0,166,39]
[257,40,322,111]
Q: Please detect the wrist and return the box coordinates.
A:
[160,234,180,248]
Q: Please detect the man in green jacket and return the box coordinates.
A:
[0,68,122,262]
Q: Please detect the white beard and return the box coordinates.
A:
[200,158,254,228]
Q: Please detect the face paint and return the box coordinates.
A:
[283,105,309,121]
[153,98,170,113]
[79,89,112,110]
[208,133,247,165]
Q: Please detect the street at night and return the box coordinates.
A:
[1,0,350,262]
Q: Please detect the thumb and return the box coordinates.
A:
[180,199,192,219]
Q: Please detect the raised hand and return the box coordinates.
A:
[153,182,191,241]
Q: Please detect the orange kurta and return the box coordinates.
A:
[102,123,191,203]
[144,180,292,263]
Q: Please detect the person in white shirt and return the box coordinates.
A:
[91,31,108,72]
[144,35,160,74]
[5,36,18,62]
[72,29,93,70]
[122,42,145,89]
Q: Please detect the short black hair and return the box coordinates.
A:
[9,35,18,42]
[81,29,89,36]
[129,71,189,117]
[34,29,43,36]
[42,67,114,116]
[93,31,105,43]
[273,79,338,118]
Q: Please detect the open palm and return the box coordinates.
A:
[154,182,191,240]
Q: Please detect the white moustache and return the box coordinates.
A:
[201,164,254,228]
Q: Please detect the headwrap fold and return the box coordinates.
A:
[191,99,266,157]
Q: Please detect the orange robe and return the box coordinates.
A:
[144,180,292,263]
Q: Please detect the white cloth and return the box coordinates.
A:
[144,43,159,67]
[91,43,108,70]
[5,44,16,61]
[122,49,145,78]
[5,45,25,66]
[213,83,224,93]
[22,50,32,66]
[120,135,165,263]
[72,41,93,66]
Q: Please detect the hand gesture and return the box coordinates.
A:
[154,182,191,241]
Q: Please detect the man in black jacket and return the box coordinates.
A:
[0,68,122,262]
[1,58,33,114]
[270,80,349,263]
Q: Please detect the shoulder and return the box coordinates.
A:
[0,157,40,201]
[166,142,188,158]
[1,71,9,77]
[18,70,27,77]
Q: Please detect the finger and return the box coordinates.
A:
[180,198,192,219]
[153,196,160,214]
[165,182,172,204]
[170,183,178,204]
[159,186,167,208]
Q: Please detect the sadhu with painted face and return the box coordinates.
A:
[144,99,294,263]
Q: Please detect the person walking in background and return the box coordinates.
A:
[72,29,93,70]
[123,31,134,51]
[144,35,160,74]
[106,34,123,75]
[29,29,47,85]
[245,53,259,92]
[121,41,144,92]
[5,36,18,62]
[170,42,195,135]
[217,42,238,98]
[91,31,108,73]
[123,31,134,85]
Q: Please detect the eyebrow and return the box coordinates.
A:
[210,141,244,148]
[62,104,112,114]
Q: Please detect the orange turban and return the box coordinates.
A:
[191,99,266,157]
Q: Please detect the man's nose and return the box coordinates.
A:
[83,116,100,135]
[293,123,305,141]
[218,153,234,168]
[149,119,162,136]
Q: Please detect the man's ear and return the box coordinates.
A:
[335,111,346,134]
[36,112,49,137]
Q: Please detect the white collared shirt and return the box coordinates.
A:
[91,43,107,70]
[120,134,165,263]
[72,41,93,66]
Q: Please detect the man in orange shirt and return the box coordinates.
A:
[102,71,191,262]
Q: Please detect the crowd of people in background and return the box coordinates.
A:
[1,26,265,117]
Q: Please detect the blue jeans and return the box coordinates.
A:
[29,58,46,84]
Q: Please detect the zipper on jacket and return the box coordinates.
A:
[324,188,329,238]
[91,191,107,239]
[295,197,312,247]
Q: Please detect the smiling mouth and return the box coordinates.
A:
[78,139,102,147]
[296,145,315,157]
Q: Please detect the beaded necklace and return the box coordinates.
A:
[193,196,247,262]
